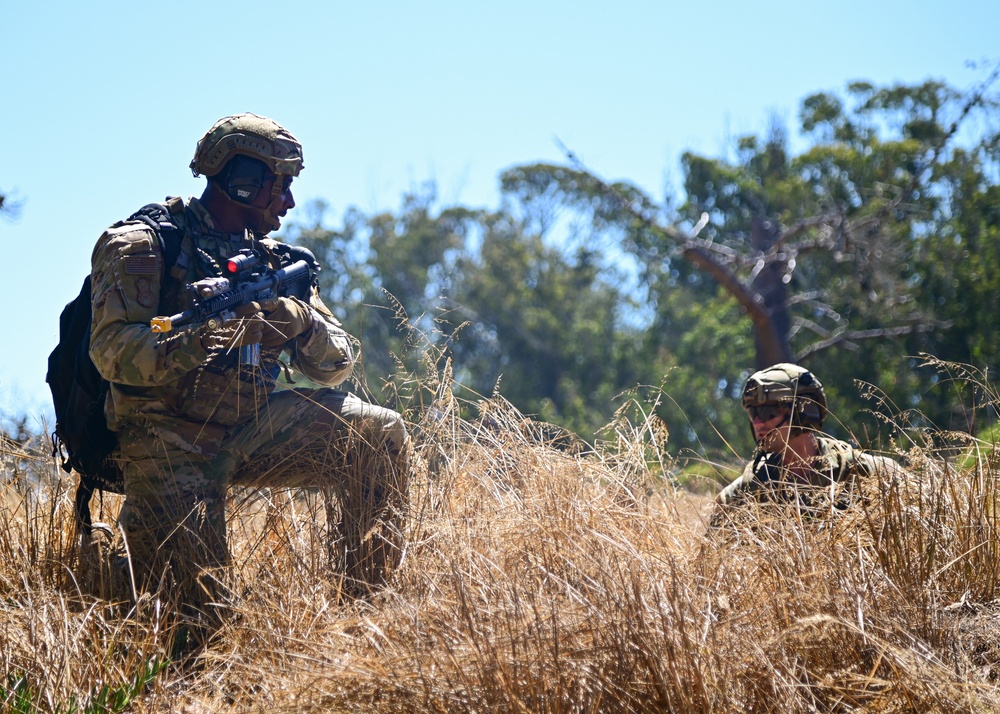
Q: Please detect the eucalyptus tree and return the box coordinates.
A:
[501,76,1000,447]
[440,210,647,437]
[284,187,648,438]
[282,185,476,405]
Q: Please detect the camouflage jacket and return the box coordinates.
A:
[715,434,900,510]
[89,196,355,453]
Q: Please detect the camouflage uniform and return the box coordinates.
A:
[716,434,900,510]
[89,196,407,616]
[711,364,907,528]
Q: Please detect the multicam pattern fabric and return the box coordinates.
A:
[89,196,356,455]
[189,112,304,178]
[89,196,408,615]
[115,388,408,613]
[716,434,902,509]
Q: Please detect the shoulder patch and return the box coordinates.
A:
[124,255,158,274]
[105,226,157,255]
[108,222,155,239]
[134,277,157,307]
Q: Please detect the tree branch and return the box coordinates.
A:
[795,321,948,362]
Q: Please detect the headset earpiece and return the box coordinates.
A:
[790,400,822,430]
[227,179,258,203]
[221,155,269,205]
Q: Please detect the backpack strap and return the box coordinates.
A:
[75,477,96,536]
[127,200,186,274]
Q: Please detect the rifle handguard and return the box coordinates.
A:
[149,257,312,336]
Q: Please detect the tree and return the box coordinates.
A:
[442,210,647,437]
[903,103,1000,432]
[285,188,651,438]
[284,75,1000,457]
[284,185,476,405]
[501,76,1000,450]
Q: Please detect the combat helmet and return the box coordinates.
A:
[190,113,303,180]
[742,363,827,431]
[190,113,303,232]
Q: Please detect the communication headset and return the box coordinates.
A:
[220,155,270,204]
[791,399,823,428]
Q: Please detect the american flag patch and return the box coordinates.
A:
[124,255,158,274]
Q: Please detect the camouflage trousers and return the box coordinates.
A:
[115,388,408,626]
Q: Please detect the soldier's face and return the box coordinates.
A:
[748,403,791,442]
[246,174,296,232]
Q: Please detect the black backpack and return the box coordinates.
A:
[47,202,184,537]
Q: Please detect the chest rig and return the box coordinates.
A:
[155,199,284,427]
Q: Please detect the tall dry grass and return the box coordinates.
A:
[1,363,1000,712]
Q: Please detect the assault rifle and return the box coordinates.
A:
[150,245,317,336]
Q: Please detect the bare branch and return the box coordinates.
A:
[776,213,844,245]
[790,317,835,341]
[795,321,948,362]
[681,245,754,305]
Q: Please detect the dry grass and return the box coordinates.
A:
[2,382,1000,713]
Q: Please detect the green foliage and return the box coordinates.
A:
[287,186,654,438]
[283,75,1000,460]
[0,657,166,714]
[285,185,481,401]
[75,656,166,714]
[444,214,647,436]
[1,672,35,713]
[493,77,1000,453]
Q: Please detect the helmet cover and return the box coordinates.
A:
[742,363,827,429]
[190,113,303,179]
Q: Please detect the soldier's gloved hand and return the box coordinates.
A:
[258,297,314,348]
[200,302,266,352]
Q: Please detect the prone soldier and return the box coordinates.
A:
[711,363,904,526]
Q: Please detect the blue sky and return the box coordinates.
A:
[2,0,997,429]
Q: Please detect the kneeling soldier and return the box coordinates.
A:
[89,114,409,641]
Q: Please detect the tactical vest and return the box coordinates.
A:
[143,199,284,428]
